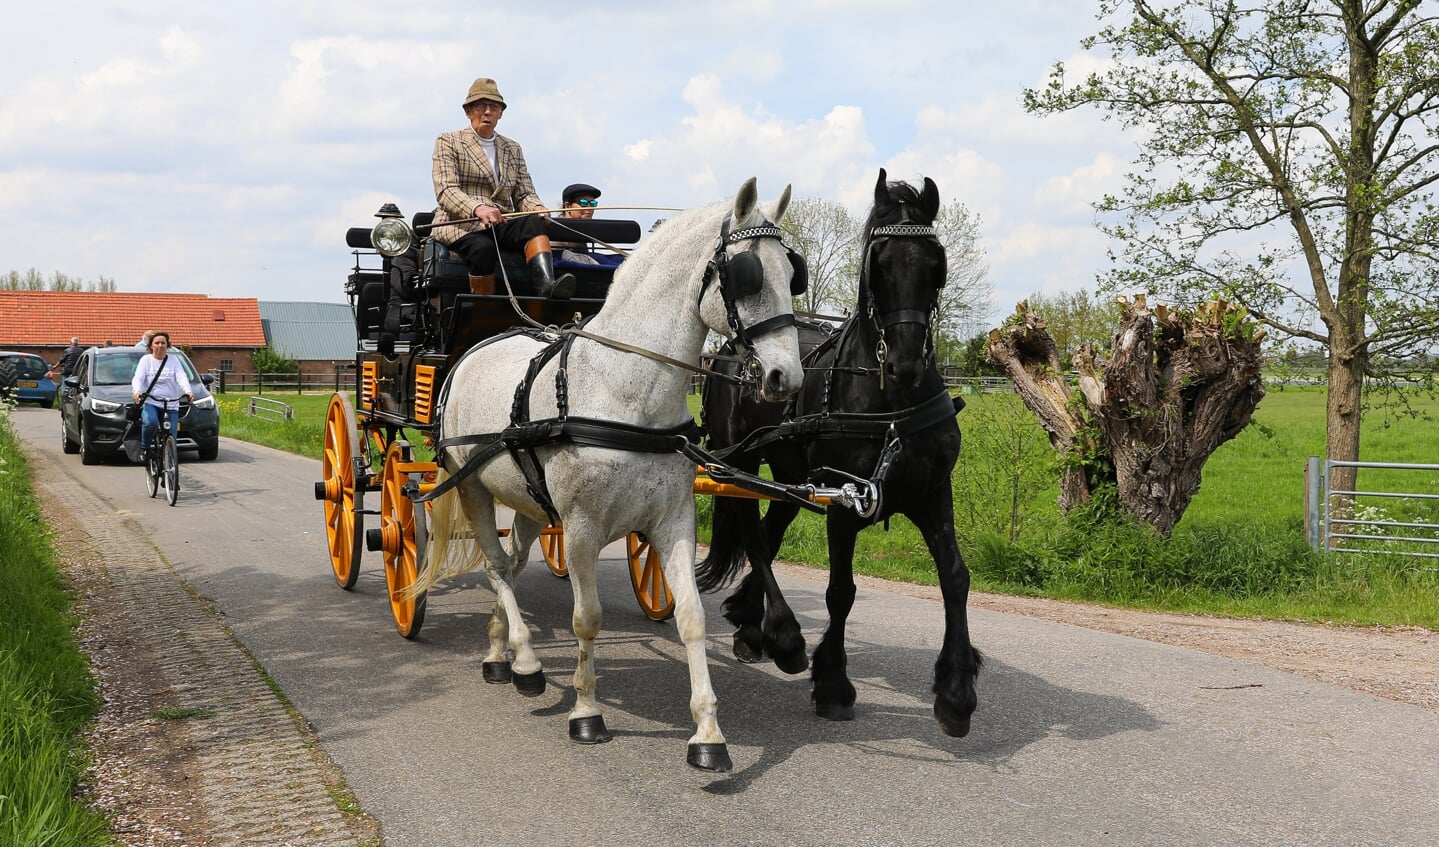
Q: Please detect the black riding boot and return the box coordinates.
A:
[523,236,575,299]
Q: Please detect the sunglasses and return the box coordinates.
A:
[570,198,598,208]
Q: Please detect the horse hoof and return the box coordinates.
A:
[513,670,546,697]
[935,704,973,738]
[686,743,732,772]
[732,636,764,664]
[771,649,808,675]
[568,716,612,744]
[481,661,513,685]
[815,701,855,722]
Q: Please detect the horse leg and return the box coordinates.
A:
[753,501,807,674]
[721,571,767,663]
[707,495,767,662]
[811,514,859,721]
[912,501,982,738]
[482,515,542,684]
[560,534,610,744]
[464,488,544,697]
[651,520,731,772]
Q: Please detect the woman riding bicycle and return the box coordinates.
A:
[131,331,194,457]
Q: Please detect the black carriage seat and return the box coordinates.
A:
[349,269,387,339]
[413,211,642,301]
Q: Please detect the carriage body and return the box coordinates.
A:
[343,213,640,432]
[319,208,662,637]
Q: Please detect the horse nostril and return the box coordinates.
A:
[764,368,790,398]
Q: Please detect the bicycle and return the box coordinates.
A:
[142,397,182,506]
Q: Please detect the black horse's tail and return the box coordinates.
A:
[695,496,756,592]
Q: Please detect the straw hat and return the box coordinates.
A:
[462,77,507,109]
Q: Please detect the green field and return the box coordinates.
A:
[215,386,1439,628]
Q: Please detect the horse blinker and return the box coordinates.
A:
[725,250,765,300]
[788,251,808,296]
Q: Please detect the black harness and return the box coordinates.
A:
[704,219,960,501]
[416,217,825,518]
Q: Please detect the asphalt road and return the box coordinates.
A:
[12,403,1439,847]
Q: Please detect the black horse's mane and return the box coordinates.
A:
[861,180,930,236]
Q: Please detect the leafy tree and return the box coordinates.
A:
[951,333,1001,377]
[2,268,117,291]
[933,199,993,352]
[250,347,299,375]
[1022,288,1121,369]
[1024,0,1439,498]
[778,198,861,316]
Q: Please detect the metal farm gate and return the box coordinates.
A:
[1305,458,1439,560]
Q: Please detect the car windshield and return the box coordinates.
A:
[4,356,48,378]
[94,351,202,386]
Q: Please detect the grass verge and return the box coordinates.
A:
[0,404,111,847]
[217,388,1439,629]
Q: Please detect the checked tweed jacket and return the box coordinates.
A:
[430,129,543,245]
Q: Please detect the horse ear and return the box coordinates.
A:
[733,177,759,222]
[873,168,890,210]
[766,184,793,223]
[920,177,941,222]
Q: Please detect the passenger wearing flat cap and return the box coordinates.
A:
[430,77,575,299]
[552,183,603,265]
[560,183,601,219]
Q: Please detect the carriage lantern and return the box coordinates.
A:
[370,203,412,257]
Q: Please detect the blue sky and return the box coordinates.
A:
[1,1,1135,321]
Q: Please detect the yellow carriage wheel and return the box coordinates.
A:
[540,527,568,578]
[627,532,675,621]
[378,441,429,639]
[320,393,364,589]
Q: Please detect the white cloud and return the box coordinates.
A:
[0,1,1137,305]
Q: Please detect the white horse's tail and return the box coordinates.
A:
[405,467,486,598]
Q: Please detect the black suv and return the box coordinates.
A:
[59,347,221,464]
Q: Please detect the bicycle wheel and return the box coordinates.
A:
[145,442,160,498]
[162,433,179,506]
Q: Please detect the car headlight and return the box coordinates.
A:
[91,398,123,413]
[371,218,413,257]
[192,395,215,409]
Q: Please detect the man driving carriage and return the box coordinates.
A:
[429,77,576,300]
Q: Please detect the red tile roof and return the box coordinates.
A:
[0,291,267,348]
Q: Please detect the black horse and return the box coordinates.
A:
[696,169,981,737]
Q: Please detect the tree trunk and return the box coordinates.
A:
[989,295,1267,535]
[1323,320,1367,510]
[984,307,1096,512]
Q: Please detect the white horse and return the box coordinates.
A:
[412,178,804,771]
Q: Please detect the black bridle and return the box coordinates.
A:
[859,217,946,382]
[700,215,807,355]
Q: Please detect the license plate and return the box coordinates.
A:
[18,381,37,387]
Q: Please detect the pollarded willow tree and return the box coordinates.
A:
[988,294,1267,535]
[1024,0,1439,498]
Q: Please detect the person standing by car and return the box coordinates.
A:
[429,76,575,299]
[59,337,83,377]
[131,331,193,456]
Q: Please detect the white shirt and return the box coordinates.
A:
[131,355,193,405]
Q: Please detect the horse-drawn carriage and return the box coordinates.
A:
[314,173,979,770]
[316,203,686,636]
